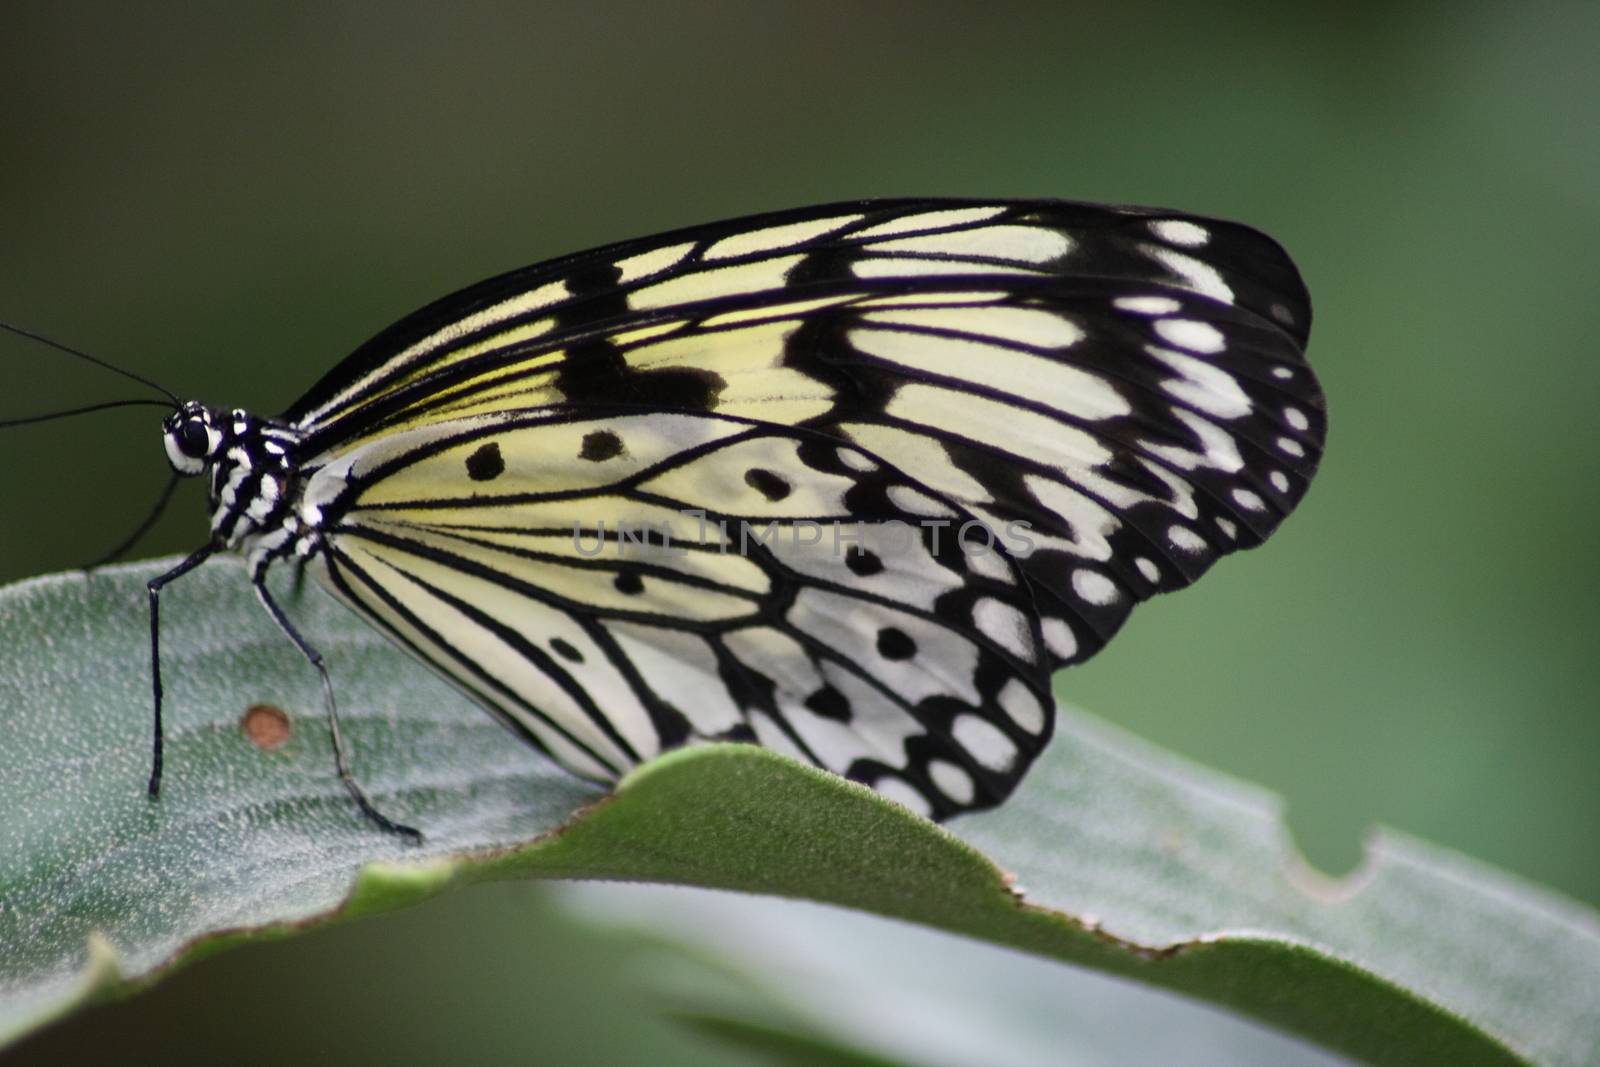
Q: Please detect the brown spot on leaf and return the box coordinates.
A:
[242,704,292,750]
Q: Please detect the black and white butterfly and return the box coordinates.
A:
[64,199,1327,838]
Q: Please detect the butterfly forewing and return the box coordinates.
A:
[270,199,1321,817]
[285,200,1309,441]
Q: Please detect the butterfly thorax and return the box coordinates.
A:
[161,401,310,562]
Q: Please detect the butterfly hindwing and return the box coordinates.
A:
[307,412,1050,816]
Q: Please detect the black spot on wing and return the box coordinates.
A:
[465,442,504,481]
[580,429,624,461]
[844,546,883,576]
[804,685,851,722]
[557,335,727,409]
[644,366,726,410]
[555,338,632,405]
[551,637,584,662]
[613,570,645,595]
[565,260,623,294]
[744,467,792,501]
[782,316,898,412]
[715,722,758,744]
[784,242,862,287]
[876,627,916,661]
[556,261,628,326]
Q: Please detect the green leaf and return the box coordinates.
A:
[2,559,1596,1065]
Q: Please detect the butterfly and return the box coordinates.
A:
[72,199,1326,840]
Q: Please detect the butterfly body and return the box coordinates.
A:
[146,199,1324,830]
[161,403,304,563]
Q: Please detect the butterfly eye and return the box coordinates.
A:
[177,420,211,458]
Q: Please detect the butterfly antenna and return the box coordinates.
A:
[0,397,175,429]
[0,318,179,404]
[83,471,183,569]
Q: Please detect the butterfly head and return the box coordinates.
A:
[161,401,224,476]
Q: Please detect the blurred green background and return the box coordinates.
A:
[3,2,1596,1063]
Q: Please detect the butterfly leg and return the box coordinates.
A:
[147,544,216,798]
[252,576,424,844]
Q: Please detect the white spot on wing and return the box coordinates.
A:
[859,305,1084,349]
[1154,318,1226,354]
[1071,568,1119,606]
[1042,618,1078,660]
[973,597,1033,662]
[1148,346,1252,419]
[997,678,1046,735]
[703,215,863,260]
[1277,436,1306,458]
[1233,488,1266,511]
[1115,296,1182,315]
[837,447,878,472]
[615,242,695,283]
[629,255,804,310]
[928,759,976,805]
[851,206,1008,239]
[1168,525,1207,553]
[1144,245,1235,304]
[1149,219,1210,247]
[886,484,948,516]
[866,225,1072,264]
[1270,470,1291,493]
[852,257,1046,279]
[951,714,1017,772]
[1136,557,1160,583]
[874,775,933,817]
[963,543,1016,585]
[1284,406,1310,431]
[611,321,684,345]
